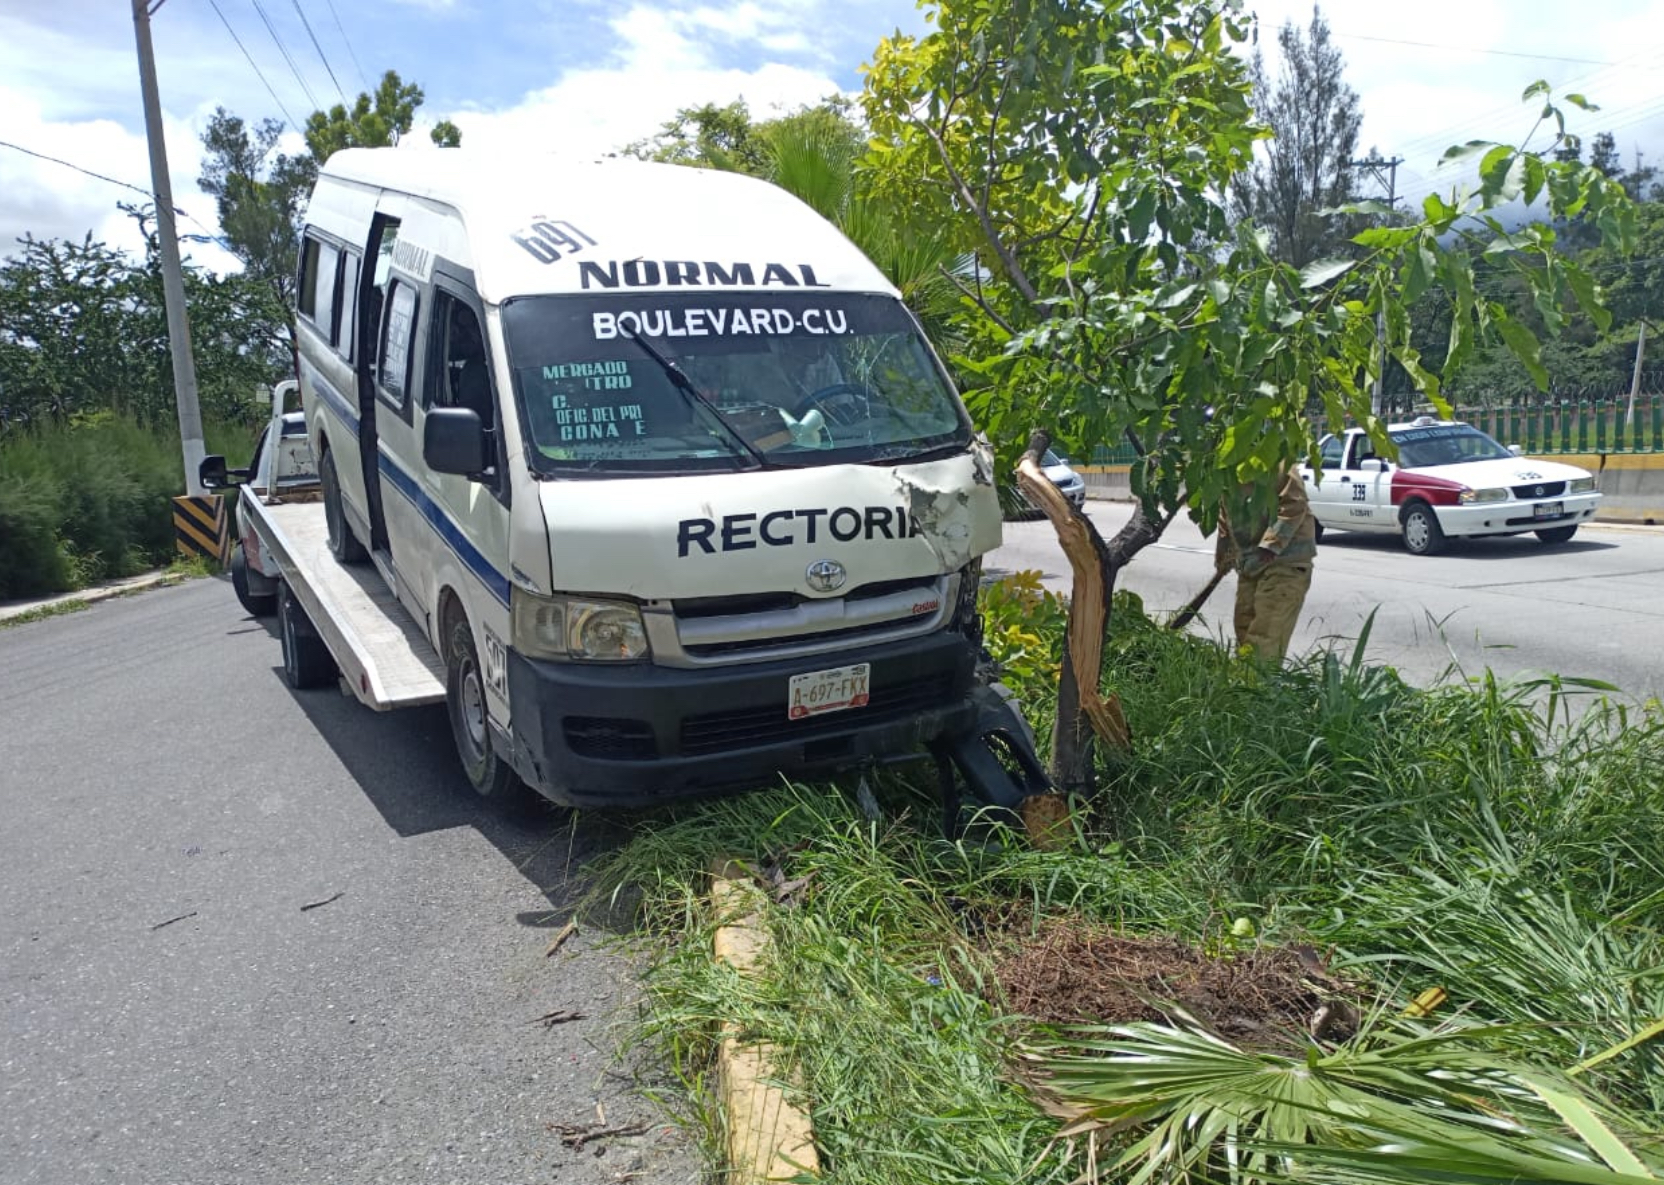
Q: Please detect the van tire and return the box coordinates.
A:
[279,582,338,689]
[230,544,276,617]
[321,448,367,565]
[1400,502,1446,556]
[445,615,534,810]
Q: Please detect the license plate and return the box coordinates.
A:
[788,663,871,720]
[1533,501,1564,519]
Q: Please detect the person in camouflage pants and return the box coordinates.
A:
[1214,469,1317,662]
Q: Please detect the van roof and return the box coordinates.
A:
[313,149,898,303]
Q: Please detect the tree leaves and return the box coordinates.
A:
[1299,257,1357,289]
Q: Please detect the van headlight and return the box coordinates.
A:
[511,590,648,661]
[1458,487,1509,504]
[1570,477,1596,493]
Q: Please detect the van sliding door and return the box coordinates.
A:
[354,212,401,554]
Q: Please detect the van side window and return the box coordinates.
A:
[298,238,320,319]
[337,252,360,360]
[314,241,340,342]
[378,280,418,404]
[430,294,495,431]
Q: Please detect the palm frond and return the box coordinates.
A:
[1029,1013,1664,1185]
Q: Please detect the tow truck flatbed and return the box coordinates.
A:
[247,496,445,709]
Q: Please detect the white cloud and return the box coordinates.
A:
[448,2,845,162]
[0,86,238,272]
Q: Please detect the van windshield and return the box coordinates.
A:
[501,292,971,473]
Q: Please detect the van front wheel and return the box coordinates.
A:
[445,616,533,810]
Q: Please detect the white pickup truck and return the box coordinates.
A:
[1301,418,1601,555]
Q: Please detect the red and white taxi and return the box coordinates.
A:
[1302,418,1601,555]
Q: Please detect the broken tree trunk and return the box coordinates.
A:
[1015,431,1132,798]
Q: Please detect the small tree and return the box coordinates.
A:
[199,108,316,377]
[864,0,1634,794]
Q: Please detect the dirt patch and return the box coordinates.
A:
[993,920,1362,1047]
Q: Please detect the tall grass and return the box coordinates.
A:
[0,413,253,597]
[591,579,1664,1180]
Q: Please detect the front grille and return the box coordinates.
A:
[564,716,657,760]
[1511,481,1567,499]
[672,574,938,620]
[683,618,926,658]
[679,673,957,756]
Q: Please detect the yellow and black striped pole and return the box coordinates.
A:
[172,494,229,565]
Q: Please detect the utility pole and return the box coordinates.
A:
[1350,154,1404,419]
[132,0,206,496]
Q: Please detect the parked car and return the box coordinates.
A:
[1300,417,1601,555]
[1008,450,1086,519]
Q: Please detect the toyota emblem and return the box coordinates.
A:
[805,559,846,592]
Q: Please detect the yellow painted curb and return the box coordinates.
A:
[711,861,820,1182]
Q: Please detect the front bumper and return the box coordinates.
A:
[504,629,979,808]
[1433,492,1602,537]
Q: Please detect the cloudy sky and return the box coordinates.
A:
[3,0,1661,269]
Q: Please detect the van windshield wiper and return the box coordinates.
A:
[621,329,767,469]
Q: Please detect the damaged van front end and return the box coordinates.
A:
[491,288,1036,808]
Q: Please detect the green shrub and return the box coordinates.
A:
[0,414,257,597]
[0,468,74,597]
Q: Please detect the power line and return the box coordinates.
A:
[206,0,299,128]
[1391,43,1664,164]
[321,0,369,93]
[1334,31,1614,68]
[0,138,162,203]
[248,0,319,111]
[290,0,346,105]
[0,137,223,241]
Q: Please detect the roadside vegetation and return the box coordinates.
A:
[0,413,254,598]
[0,71,454,602]
[593,577,1664,1183]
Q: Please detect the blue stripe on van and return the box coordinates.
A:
[308,368,360,436]
[376,453,512,607]
[308,368,511,608]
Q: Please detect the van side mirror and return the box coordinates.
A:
[199,455,248,489]
[424,408,489,478]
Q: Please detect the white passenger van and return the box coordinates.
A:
[270,148,1041,811]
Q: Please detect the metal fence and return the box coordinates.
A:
[1083,394,1664,464]
[1443,394,1664,455]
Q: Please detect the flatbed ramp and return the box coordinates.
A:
[255,500,446,709]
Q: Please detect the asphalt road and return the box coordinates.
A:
[993,504,1664,704]
[0,580,697,1185]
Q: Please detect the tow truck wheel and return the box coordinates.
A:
[445,616,533,810]
[321,448,367,565]
[278,582,338,689]
[230,544,276,617]
[1400,502,1446,556]
[1535,525,1578,545]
